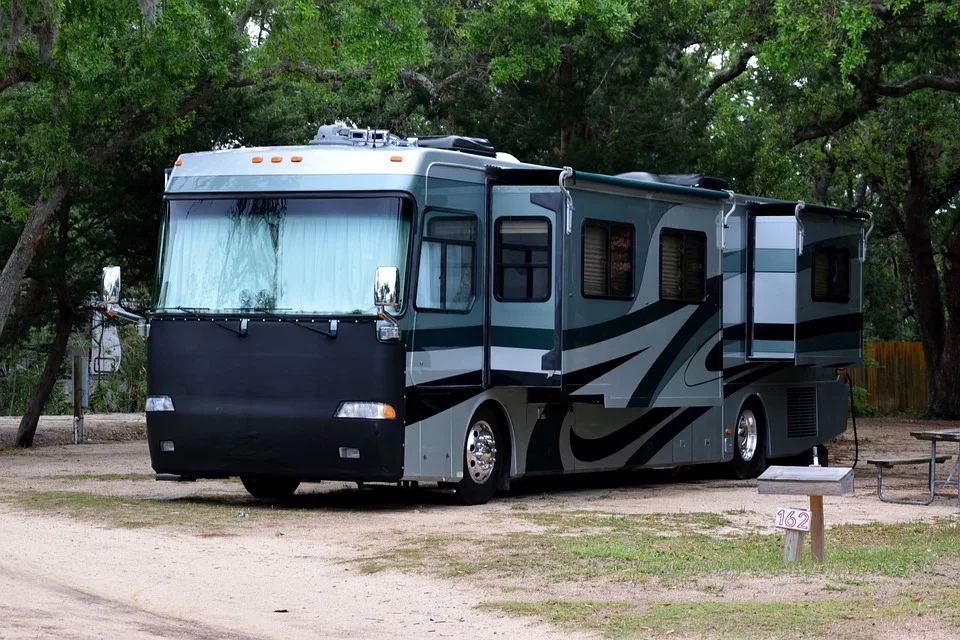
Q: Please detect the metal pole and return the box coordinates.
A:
[73,355,84,444]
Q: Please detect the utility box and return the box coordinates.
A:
[758,465,854,563]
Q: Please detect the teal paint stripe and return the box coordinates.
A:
[798,331,860,353]
[723,250,746,274]
[752,339,795,353]
[410,326,483,351]
[754,248,795,273]
[491,326,554,349]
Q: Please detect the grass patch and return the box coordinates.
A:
[481,596,947,640]
[366,511,960,587]
[4,490,306,531]
[510,510,731,535]
[0,444,29,455]
[356,535,455,574]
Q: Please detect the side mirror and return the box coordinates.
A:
[374,266,401,310]
[100,265,146,325]
[102,266,121,305]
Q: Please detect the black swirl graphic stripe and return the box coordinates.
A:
[563,276,721,350]
[625,406,712,467]
[570,407,677,463]
[628,303,718,407]
[564,349,647,389]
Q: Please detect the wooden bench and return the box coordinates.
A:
[867,455,952,505]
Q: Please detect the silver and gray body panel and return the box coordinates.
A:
[165,145,867,484]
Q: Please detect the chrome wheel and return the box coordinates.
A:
[737,409,759,462]
[466,420,497,484]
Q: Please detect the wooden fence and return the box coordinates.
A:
[848,341,926,414]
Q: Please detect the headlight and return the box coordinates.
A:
[146,395,175,412]
[378,324,401,341]
[334,402,397,419]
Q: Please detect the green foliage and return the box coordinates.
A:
[0,324,76,415]
[851,386,874,417]
[88,324,147,414]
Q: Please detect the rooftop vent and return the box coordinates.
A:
[617,172,729,191]
[415,135,497,158]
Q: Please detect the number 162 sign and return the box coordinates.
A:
[775,507,812,532]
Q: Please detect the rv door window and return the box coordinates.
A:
[416,213,477,312]
[495,218,551,302]
[583,220,634,299]
[812,245,850,303]
[660,228,706,302]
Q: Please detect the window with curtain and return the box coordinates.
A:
[416,213,477,311]
[495,218,551,302]
[583,220,634,299]
[660,228,706,302]
[156,197,412,315]
[812,245,850,302]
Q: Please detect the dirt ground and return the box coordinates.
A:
[1,414,959,639]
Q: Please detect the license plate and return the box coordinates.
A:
[775,507,811,531]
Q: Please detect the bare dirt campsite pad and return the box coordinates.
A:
[2,416,960,639]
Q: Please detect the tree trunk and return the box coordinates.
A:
[935,213,960,418]
[14,293,73,447]
[558,43,575,159]
[900,147,952,416]
[0,176,72,342]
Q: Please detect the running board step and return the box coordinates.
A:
[155,474,196,482]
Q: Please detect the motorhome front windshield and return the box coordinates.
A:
[155,196,412,315]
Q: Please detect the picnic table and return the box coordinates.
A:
[910,428,960,505]
[869,428,960,505]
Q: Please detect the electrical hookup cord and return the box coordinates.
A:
[847,372,860,469]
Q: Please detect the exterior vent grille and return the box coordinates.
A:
[786,387,818,438]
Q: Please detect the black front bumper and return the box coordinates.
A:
[147,411,403,481]
[146,316,405,482]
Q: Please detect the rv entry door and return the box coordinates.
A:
[486,185,563,387]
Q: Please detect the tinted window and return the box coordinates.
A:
[416,214,477,311]
[495,218,551,302]
[660,228,706,302]
[583,220,634,299]
[812,245,850,303]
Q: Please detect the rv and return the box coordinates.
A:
[101,123,869,505]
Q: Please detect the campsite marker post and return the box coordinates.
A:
[757,465,854,564]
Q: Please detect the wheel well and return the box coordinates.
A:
[740,394,769,454]
[475,399,513,484]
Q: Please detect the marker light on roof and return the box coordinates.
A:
[291,156,303,163]
[271,156,282,163]
[252,156,263,163]
[174,158,183,166]
[390,156,403,162]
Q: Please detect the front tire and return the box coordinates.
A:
[731,402,767,479]
[240,475,301,500]
[455,407,506,506]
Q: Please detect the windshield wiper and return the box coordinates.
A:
[227,308,337,339]
[172,306,246,337]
